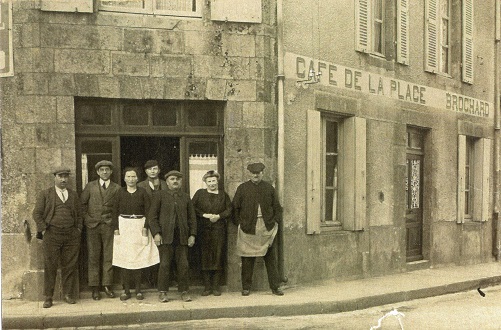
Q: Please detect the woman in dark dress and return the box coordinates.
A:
[192,170,232,296]
[112,167,159,301]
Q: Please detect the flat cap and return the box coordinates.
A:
[164,170,183,179]
[53,167,71,175]
[144,159,159,169]
[247,162,265,173]
[95,160,113,170]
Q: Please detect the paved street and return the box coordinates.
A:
[48,285,501,330]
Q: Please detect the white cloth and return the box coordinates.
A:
[236,217,278,257]
[112,216,160,269]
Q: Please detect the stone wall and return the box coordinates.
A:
[1,0,277,299]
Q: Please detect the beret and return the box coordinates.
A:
[247,162,265,173]
[95,160,113,170]
[164,170,183,179]
[144,159,159,169]
[53,167,71,175]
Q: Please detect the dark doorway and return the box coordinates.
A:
[120,136,180,181]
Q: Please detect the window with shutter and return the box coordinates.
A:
[397,0,410,65]
[306,112,366,234]
[457,135,491,224]
[425,0,452,75]
[462,0,474,84]
[99,0,201,17]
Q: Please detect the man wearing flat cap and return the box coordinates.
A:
[138,160,168,198]
[33,167,83,308]
[80,160,120,300]
[233,162,284,296]
[148,170,197,302]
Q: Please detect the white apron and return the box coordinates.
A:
[236,217,278,257]
[112,216,160,269]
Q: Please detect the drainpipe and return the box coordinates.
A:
[276,0,287,282]
[494,0,501,261]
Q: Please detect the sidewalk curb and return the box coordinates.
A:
[4,275,501,329]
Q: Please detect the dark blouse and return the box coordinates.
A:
[192,189,232,229]
[112,187,151,230]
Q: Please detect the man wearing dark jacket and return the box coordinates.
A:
[233,162,284,296]
[33,167,83,308]
[137,159,168,198]
[80,160,120,300]
[148,170,197,302]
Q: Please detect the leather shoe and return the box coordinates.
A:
[213,289,221,296]
[201,289,212,296]
[63,294,76,304]
[92,289,101,301]
[181,291,192,302]
[120,292,131,301]
[159,291,169,303]
[272,288,284,296]
[43,298,53,308]
[104,286,115,298]
[241,289,250,296]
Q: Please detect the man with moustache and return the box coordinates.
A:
[233,162,284,296]
[33,167,83,308]
[137,160,168,198]
[80,160,120,300]
[148,170,197,303]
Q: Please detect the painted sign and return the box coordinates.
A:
[0,0,13,77]
[285,53,493,119]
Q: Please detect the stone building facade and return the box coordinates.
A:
[1,0,278,299]
[1,0,500,301]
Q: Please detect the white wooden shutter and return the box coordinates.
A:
[462,0,474,84]
[355,0,371,53]
[343,117,366,231]
[424,0,439,72]
[306,110,322,234]
[479,139,491,221]
[397,0,410,65]
[211,0,262,23]
[457,135,466,224]
[41,0,93,12]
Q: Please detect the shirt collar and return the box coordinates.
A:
[99,179,110,187]
[55,186,67,193]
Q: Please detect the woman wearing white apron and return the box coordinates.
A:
[112,167,159,301]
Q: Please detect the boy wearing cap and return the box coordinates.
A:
[80,160,120,300]
[138,160,168,197]
[233,162,284,296]
[33,167,83,308]
[148,170,197,302]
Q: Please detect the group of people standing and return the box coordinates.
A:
[33,160,284,309]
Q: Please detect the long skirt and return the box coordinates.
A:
[112,217,159,270]
[200,225,226,271]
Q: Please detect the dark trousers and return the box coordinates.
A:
[86,223,114,287]
[241,240,280,291]
[203,270,221,290]
[157,243,189,292]
[121,268,142,293]
[43,226,81,298]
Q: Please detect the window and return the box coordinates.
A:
[99,0,202,18]
[323,120,340,226]
[457,135,491,223]
[306,111,366,233]
[464,137,474,218]
[356,0,409,64]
